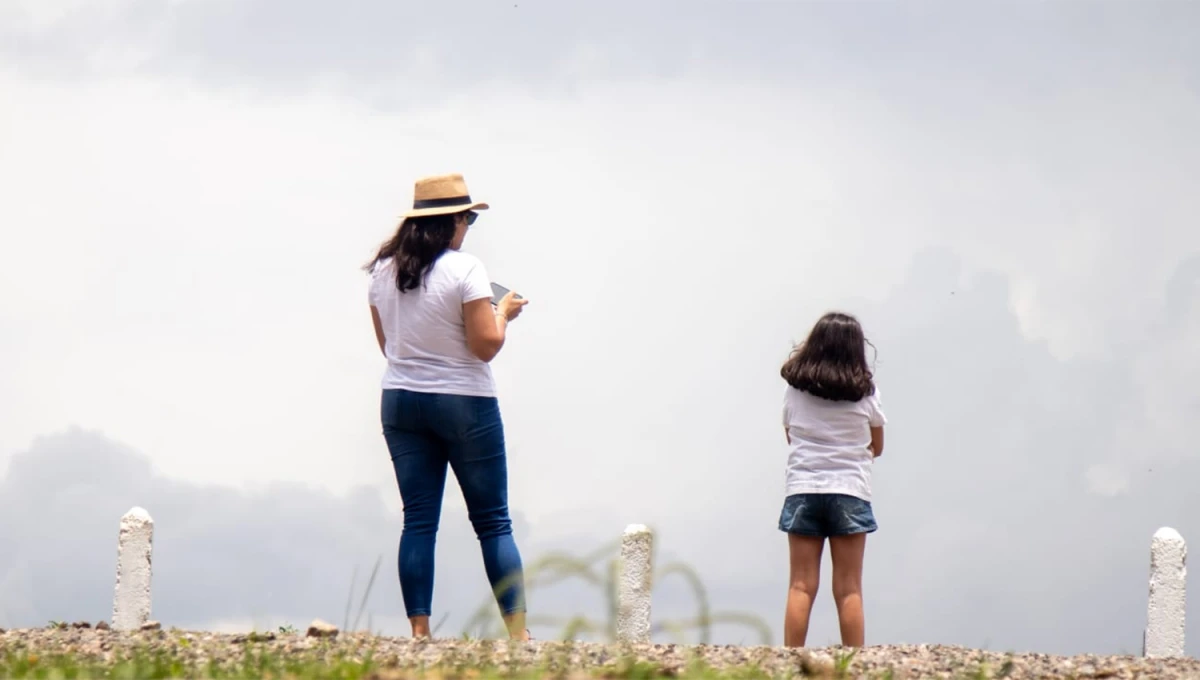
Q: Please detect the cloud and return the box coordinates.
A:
[785,248,1200,654]
[0,428,773,643]
[7,2,1199,107]
[5,243,1200,653]
[4,0,1200,657]
[0,428,502,633]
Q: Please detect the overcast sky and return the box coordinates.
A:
[2,0,1199,655]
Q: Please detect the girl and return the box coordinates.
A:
[778,311,886,648]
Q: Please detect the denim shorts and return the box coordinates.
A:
[778,493,878,537]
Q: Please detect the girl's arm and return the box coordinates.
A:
[782,398,791,445]
[370,305,385,357]
[869,426,884,458]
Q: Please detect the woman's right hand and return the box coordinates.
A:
[497,291,528,321]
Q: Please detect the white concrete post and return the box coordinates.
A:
[112,507,154,631]
[616,524,653,644]
[1145,526,1186,658]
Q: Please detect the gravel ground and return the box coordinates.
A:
[2,625,1200,679]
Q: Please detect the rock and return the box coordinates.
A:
[1146,527,1187,658]
[797,651,836,677]
[232,631,277,644]
[306,619,339,639]
[95,621,111,631]
[72,621,92,629]
[112,507,155,631]
[616,524,654,644]
[140,621,162,631]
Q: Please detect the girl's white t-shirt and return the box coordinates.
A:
[782,386,887,502]
[368,250,496,397]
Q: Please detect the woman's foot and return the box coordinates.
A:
[503,612,530,641]
[409,615,432,639]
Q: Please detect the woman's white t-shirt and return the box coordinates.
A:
[368,250,496,397]
[782,386,887,502]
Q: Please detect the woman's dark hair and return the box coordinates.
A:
[780,311,876,402]
[363,213,458,292]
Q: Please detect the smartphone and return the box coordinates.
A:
[490,282,523,306]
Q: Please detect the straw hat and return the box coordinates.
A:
[402,173,490,218]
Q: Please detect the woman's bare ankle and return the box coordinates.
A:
[502,612,529,640]
[409,615,432,639]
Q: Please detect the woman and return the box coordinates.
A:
[364,173,530,640]
[778,311,887,648]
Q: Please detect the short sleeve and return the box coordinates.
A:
[367,269,382,307]
[460,257,493,304]
[866,387,887,427]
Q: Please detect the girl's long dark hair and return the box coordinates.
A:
[780,311,876,402]
[363,214,457,292]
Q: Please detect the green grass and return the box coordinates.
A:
[331,530,772,645]
[454,534,773,644]
[1,643,375,680]
[0,641,816,680]
[3,534,784,679]
[831,648,856,677]
[0,633,1043,680]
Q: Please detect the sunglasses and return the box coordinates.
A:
[464,211,479,226]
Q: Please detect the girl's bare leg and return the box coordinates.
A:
[829,533,867,647]
[784,534,825,647]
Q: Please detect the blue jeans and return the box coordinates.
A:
[380,388,526,618]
